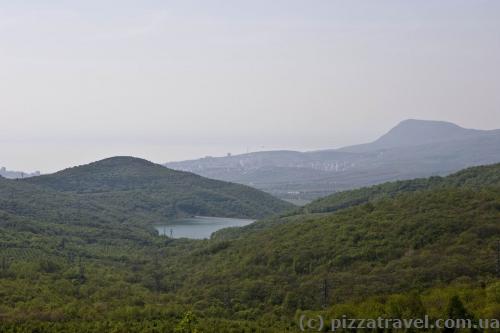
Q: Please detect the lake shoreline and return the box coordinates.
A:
[155,216,255,239]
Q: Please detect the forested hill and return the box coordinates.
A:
[299,162,500,214]
[0,162,499,331]
[179,186,500,306]
[22,156,293,220]
[167,164,500,325]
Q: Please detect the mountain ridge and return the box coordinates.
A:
[165,119,500,200]
[339,119,500,153]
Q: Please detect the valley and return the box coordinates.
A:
[3,2,499,331]
[0,160,499,331]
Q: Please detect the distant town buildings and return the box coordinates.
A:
[0,167,41,179]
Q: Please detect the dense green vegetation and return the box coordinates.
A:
[23,157,294,220]
[300,163,500,214]
[0,161,499,332]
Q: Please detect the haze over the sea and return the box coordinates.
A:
[1,1,500,172]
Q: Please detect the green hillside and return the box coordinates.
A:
[174,188,500,304]
[0,163,499,331]
[23,156,294,220]
[301,162,500,214]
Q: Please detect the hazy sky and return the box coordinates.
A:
[1,1,500,172]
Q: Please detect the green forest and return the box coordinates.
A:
[0,159,499,332]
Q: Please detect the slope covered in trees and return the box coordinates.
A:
[23,156,294,220]
[171,187,500,307]
[0,163,499,331]
[300,163,500,214]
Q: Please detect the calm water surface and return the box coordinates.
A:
[155,216,255,239]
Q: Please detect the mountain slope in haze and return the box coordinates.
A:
[23,156,293,220]
[165,119,500,200]
[339,119,499,152]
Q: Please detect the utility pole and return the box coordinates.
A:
[497,240,500,278]
[322,278,328,308]
[78,256,86,284]
[223,285,231,310]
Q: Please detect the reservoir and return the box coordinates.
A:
[155,216,255,239]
